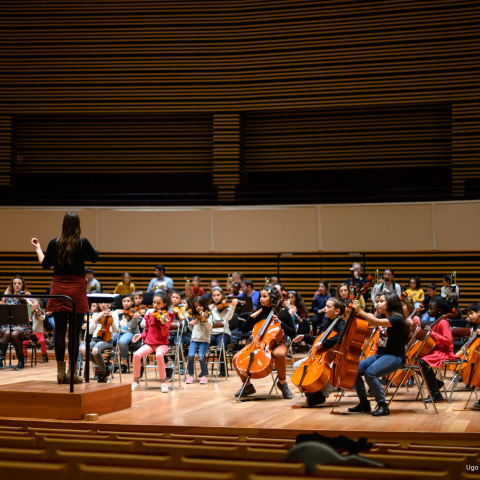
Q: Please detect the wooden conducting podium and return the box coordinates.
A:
[0,293,130,420]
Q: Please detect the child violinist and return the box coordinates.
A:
[113,295,141,374]
[210,286,238,377]
[292,297,346,407]
[133,291,148,315]
[186,297,212,384]
[113,272,136,295]
[169,290,191,346]
[348,292,409,416]
[131,292,173,393]
[80,303,120,383]
[419,295,459,403]
[232,284,295,399]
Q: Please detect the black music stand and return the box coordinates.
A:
[85,293,119,382]
[0,304,29,372]
[3,294,77,392]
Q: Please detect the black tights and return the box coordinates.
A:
[54,312,84,366]
[0,329,25,360]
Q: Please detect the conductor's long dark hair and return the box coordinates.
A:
[57,212,81,266]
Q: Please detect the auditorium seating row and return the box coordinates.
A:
[0,424,478,480]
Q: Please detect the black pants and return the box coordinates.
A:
[311,314,322,336]
[54,312,84,366]
[418,359,442,395]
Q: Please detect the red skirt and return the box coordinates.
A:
[47,274,89,314]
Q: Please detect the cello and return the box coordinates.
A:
[331,275,375,390]
[291,314,343,393]
[235,292,287,380]
[460,331,480,384]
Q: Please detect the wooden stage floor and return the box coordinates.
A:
[0,361,479,435]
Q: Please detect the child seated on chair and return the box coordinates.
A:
[131,292,173,393]
[186,297,213,385]
[292,297,346,407]
[112,295,141,374]
[80,303,119,383]
[133,291,148,314]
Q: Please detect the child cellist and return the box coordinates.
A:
[232,284,295,399]
[292,297,346,407]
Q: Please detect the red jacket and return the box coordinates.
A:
[141,311,173,347]
[421,318,458,368]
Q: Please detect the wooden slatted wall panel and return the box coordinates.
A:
[452,101,480,196]
[0,1,478,114]
[15,115,213,174]
[213,114,245,202]
[0,116,15,186]
[244,105,452,171]
[2,251,479,311]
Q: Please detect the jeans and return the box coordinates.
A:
[355,354,404,404]
[187,341,209,377]
[112,331,136,360]
[293,357,335,399]
[210,333,230,373]
[47,316,55,341]
[421,312,435,322]
[88,338,113,376]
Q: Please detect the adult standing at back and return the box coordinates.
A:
[370,268,402,303]
[31,212,99,384]
[147,265,173,293]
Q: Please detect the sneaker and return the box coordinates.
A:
[472,401,480,410]
[234,383,256,398]
[199,376,208,384]
[121,364,127,374]
[131,381,140,392]
[161,382,170,393]
[97,374,108,383]
[186,376,194,384]
[277,380,293,399]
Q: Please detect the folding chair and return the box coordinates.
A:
[440,328,476,403]
[206,319,230,383]
[145,320,184,390]
[386,330,439,414]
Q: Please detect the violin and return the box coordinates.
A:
[133,305,147,314]
[173,304,191,321]
[98,311,114,342]
[216,299,245,312]
[235,292,287,380]
[331,274,375,390]
[196,310,211,322]
[152,309,170,325]
[291,314,343,394]
[123,308,137,319]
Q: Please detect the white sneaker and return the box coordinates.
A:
[131,381,140,392]
[161,382,170,393]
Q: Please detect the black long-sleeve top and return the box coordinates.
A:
[241,307,296,339]
[42,237,99,275]
[302,315,345,351]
